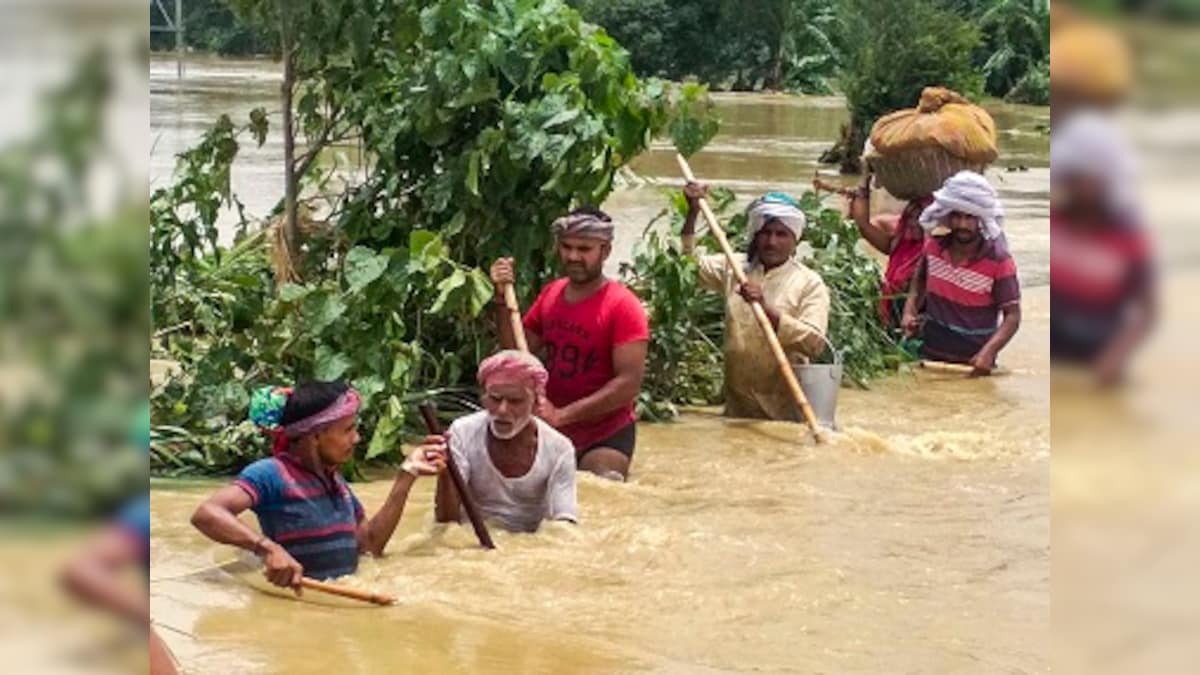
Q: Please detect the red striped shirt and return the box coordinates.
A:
[921,237,1020,362]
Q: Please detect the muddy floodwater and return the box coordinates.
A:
[150,53,1049,674]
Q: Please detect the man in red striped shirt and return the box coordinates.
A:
[1050,112,1155,385]
[902,172,1022,375]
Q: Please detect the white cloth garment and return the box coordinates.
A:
[443,411,577,532]
[747,193,807,240]
[918,170,1005,240]
[1050,110,1138,215]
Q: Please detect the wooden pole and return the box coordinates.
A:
[280,43,299,274]
[501,284,529,353]
[418,403,496,549]
[299,578,396,606]
[812,177,857,198]
[919,360,1008,377]
[175,0,184,79]
[676,154,824,442]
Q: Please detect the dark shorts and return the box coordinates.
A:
[577,423,637,462]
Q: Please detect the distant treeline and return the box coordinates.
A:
[152,1,1053,100]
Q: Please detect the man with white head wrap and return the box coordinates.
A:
[1050,111,1155,385]
[902,171,1022,373]
[433,350,578,532]
[682,186,831,421]
[490,206,649,481]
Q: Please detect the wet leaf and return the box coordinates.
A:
[315,345,353,380]
[344,246,389,293]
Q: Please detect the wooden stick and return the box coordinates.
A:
[812,177,857,198]
[299,577,396,605]
[676,154,824,442]
[501,283,530,353]
[418,402,496,549]
[919,360,1008,376]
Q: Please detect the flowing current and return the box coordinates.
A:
[149,54,1049,674]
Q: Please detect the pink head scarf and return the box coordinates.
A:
[477,350,548,398]
[271,388,361,456]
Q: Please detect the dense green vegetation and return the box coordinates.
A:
[150,0,725,475]
[2,49,147,516]
[150,0,275,55]
[152,0,1049,175]
[153,0,1050,103]
[150,0,906,476]
[570,0,842,93]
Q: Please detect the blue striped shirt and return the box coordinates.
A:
[235,454,364,580]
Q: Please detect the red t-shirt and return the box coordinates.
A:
[523,278,649,452]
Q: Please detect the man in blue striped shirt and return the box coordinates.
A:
[191,381,446,591]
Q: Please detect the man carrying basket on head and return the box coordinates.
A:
[832,87,1000,336]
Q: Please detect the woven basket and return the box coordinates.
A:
[864,145,987,201]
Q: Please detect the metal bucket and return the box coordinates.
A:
[791,329,843,431]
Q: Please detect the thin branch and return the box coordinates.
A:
[293,107,346,180]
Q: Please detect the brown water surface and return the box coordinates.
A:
[150,53,1049,674]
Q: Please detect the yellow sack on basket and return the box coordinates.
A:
[865,87,998,200]
[1050,21,1132,106]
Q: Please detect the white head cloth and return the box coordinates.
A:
[1051,110,1138,215]
[747,192,807,240]
[919,171,1005,240]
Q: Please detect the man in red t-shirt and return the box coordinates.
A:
[490,207,649,481]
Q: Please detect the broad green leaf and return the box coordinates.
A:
[344,246,389,293]
[218,382,249,411]
[467,268,494,317]
[278,283,310,303]
[365,411,399,460]
[542,108,580,129]
[306,291,347,333]
[390,352,412,385]
[352,374,386,406]
[429,269,466,315]
[314,345,353,380]
[409,230,446,259]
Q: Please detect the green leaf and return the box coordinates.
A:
[467,268,494,317]
[352,374,386,406]
[278,283,310,303]
[344,246,389,293]
[218,381,249,411]
[466,152,480,196]
[409,230,446,259]
[314,345,353,380]
[430,269,466,315]
[306,290,347,333]
[393,348,417,386]
[390,352,412,385]
[365,410,400,460]
[542,108,580,129]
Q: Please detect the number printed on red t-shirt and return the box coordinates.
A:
[523,279,649,451]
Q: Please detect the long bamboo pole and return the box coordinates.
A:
[419,403,496,549]
[501,284,529,352]
[676,154,824,442]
